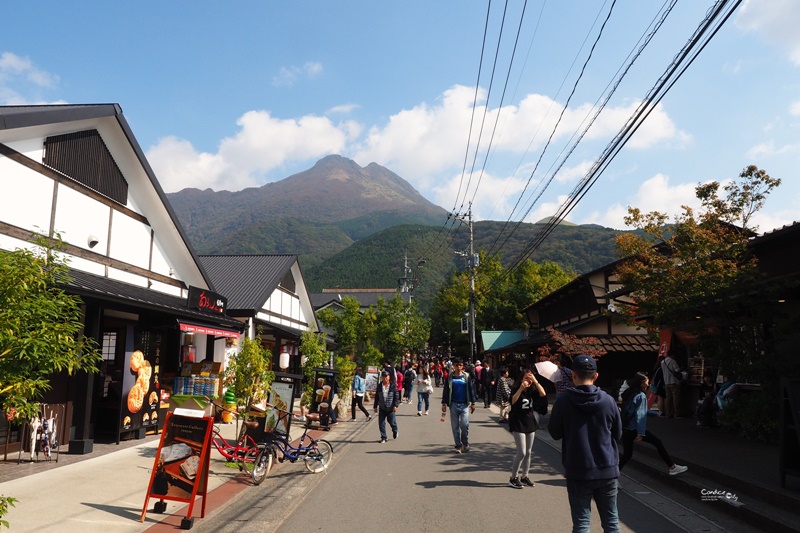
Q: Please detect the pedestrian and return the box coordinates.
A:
[434,361,443,387]
[441,357,478,453]
[551,354,574,396]
[373,370,399,443]
[508,368,547,489]
[547,354,622,533]
[661,350,684,418]
[349,367,372,422]
[481,361,496,408]
[415,365,433,415]
[496,367,512,422]
[474,359,484,399]
[403,364,417,404]
[395,365,404,404]
[619,372,688,476]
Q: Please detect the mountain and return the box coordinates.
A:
[167,154,626,313]
[166,155,448,256]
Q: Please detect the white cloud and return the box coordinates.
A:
[578,173,701,230]
[747,140,800,158]
[790,101,800,116]
[327,103,360,114]
[148,110,361,192]
[737,0,800,65]
[271,61,323,87]
[0,52,61,105]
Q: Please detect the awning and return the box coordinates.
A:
[179,321,241,338]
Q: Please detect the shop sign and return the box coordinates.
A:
[187,286,227,315]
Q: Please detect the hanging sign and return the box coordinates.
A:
[187,286,227,315]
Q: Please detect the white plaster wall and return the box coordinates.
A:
[150,238,175,278]
[68,255,105,276]
[4,138,45,161]
[108,211,152,270]
[0,157,54,234]
[52,185,111,253]
[150,279,183,297]
[108,267,148,287]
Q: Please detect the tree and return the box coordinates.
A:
[298,330,329,408]
[614,166,782,441]
[429,251,574,352]
[536,327,607,361]
[0,235,101,422]
[373,295,429,363]
[614,166,780,347]
[222,335,274,423]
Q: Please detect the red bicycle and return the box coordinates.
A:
[207,399,271,485]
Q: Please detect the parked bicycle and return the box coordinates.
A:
[206,398,271,485]
[255,403,333,476]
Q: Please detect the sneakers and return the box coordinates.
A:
[509,477,523,489]
[424,411,429,415]
[366,416,372,421]
[669,464,688,476]
[380,438,387,443]
[348,418,357,422]
[463,444,470,453]
[417,412,422,416]
[392,429,398,439]
[297,415,306,422]
[454,446,462,454]
[520,477,535,487]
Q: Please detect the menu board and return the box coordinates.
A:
[265,380,294,436]
[140,412,212,523]
[121,348,159,432]
[309,368,339,420]
[365,366,379,393]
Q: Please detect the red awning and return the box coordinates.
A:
[179,321,241,338]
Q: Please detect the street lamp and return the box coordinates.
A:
[279,346,290,370]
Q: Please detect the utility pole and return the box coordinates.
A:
[453,203,477,364]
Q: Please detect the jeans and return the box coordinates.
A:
[619,429,673,470]
[449,402,470,447]
[566,478,620,533]
[351,395,370,419]
[377,409,397,440]
[417,391,430,412]
[511,431,536,478]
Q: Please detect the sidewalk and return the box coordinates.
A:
[623,414,800,532]
[0,413,325,532]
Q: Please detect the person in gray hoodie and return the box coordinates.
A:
[548,354,622,533]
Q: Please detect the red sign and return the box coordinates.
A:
[179,322,240,338]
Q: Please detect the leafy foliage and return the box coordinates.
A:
[222,336,274,421]
[298,330,329,407]
[536,327,607,361]
[0,235,101,421]
[0,495,17,529]
[429,253,575,354]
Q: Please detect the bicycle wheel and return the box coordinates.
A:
[239,443,262,478]
[251,445,274,485]
[304,439,333,474]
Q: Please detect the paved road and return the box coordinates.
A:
[192,401,733,533]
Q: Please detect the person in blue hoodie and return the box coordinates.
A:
[619,372,688,476]
[548,354,622,533]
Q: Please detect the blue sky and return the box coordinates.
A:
[3,0,799,233]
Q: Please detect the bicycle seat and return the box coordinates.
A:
[305,413,320,421]
[243,420,259,429]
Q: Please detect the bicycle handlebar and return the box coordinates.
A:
[204,396,241,417]
[264,402,295,418]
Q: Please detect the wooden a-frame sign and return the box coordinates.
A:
[140,411,213,529]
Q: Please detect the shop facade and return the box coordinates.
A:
[0,104,242,455]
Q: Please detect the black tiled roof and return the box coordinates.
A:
[199,255,297,312]
[64,269,243,329]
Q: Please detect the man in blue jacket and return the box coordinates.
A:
[548,354,622,533]
[441,358,478,453]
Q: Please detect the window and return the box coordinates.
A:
[102,332,117,365]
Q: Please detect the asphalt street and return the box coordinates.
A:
[189,400,736,533]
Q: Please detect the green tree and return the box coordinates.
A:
[429,252,574,352]
[222,336,274,423]
[373,295,429,363]
[0,235,101,421]
[298,330,329,408]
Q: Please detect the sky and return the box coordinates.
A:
[3,0,800,235]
